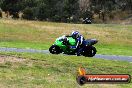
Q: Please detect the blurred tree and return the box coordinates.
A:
[1,0,23,18]
[0,0,131,23]
[61,0,79,22]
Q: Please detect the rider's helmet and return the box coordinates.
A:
[71,31,80,39]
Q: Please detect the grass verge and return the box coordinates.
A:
[0,52,132,88]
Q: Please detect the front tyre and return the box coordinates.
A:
[49,45,62,54]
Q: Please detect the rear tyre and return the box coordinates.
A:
[49,45,62,54]
[84,46,97,57]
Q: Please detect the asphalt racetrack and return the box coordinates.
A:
[0,47,132,62]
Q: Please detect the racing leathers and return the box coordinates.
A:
[70,35,84,49]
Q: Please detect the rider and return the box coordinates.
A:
[70,31,85,55]
[57,31,85,55]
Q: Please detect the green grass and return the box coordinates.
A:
[0,19,132,56]
[0,52,132,88]
[96,44,132,55]
[0,41,50,50]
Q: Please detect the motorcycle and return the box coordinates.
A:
[49,36,98,57]
[82,18,92,24]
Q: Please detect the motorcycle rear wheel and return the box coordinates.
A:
[84,46,97,57]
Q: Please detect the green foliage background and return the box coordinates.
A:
[0,0,131,22]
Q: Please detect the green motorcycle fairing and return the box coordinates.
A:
[54,37,76,53]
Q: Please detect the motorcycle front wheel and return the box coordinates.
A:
[49,45,62,54]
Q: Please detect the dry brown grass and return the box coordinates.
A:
[0,19,132,49]
[0,55,25,63]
